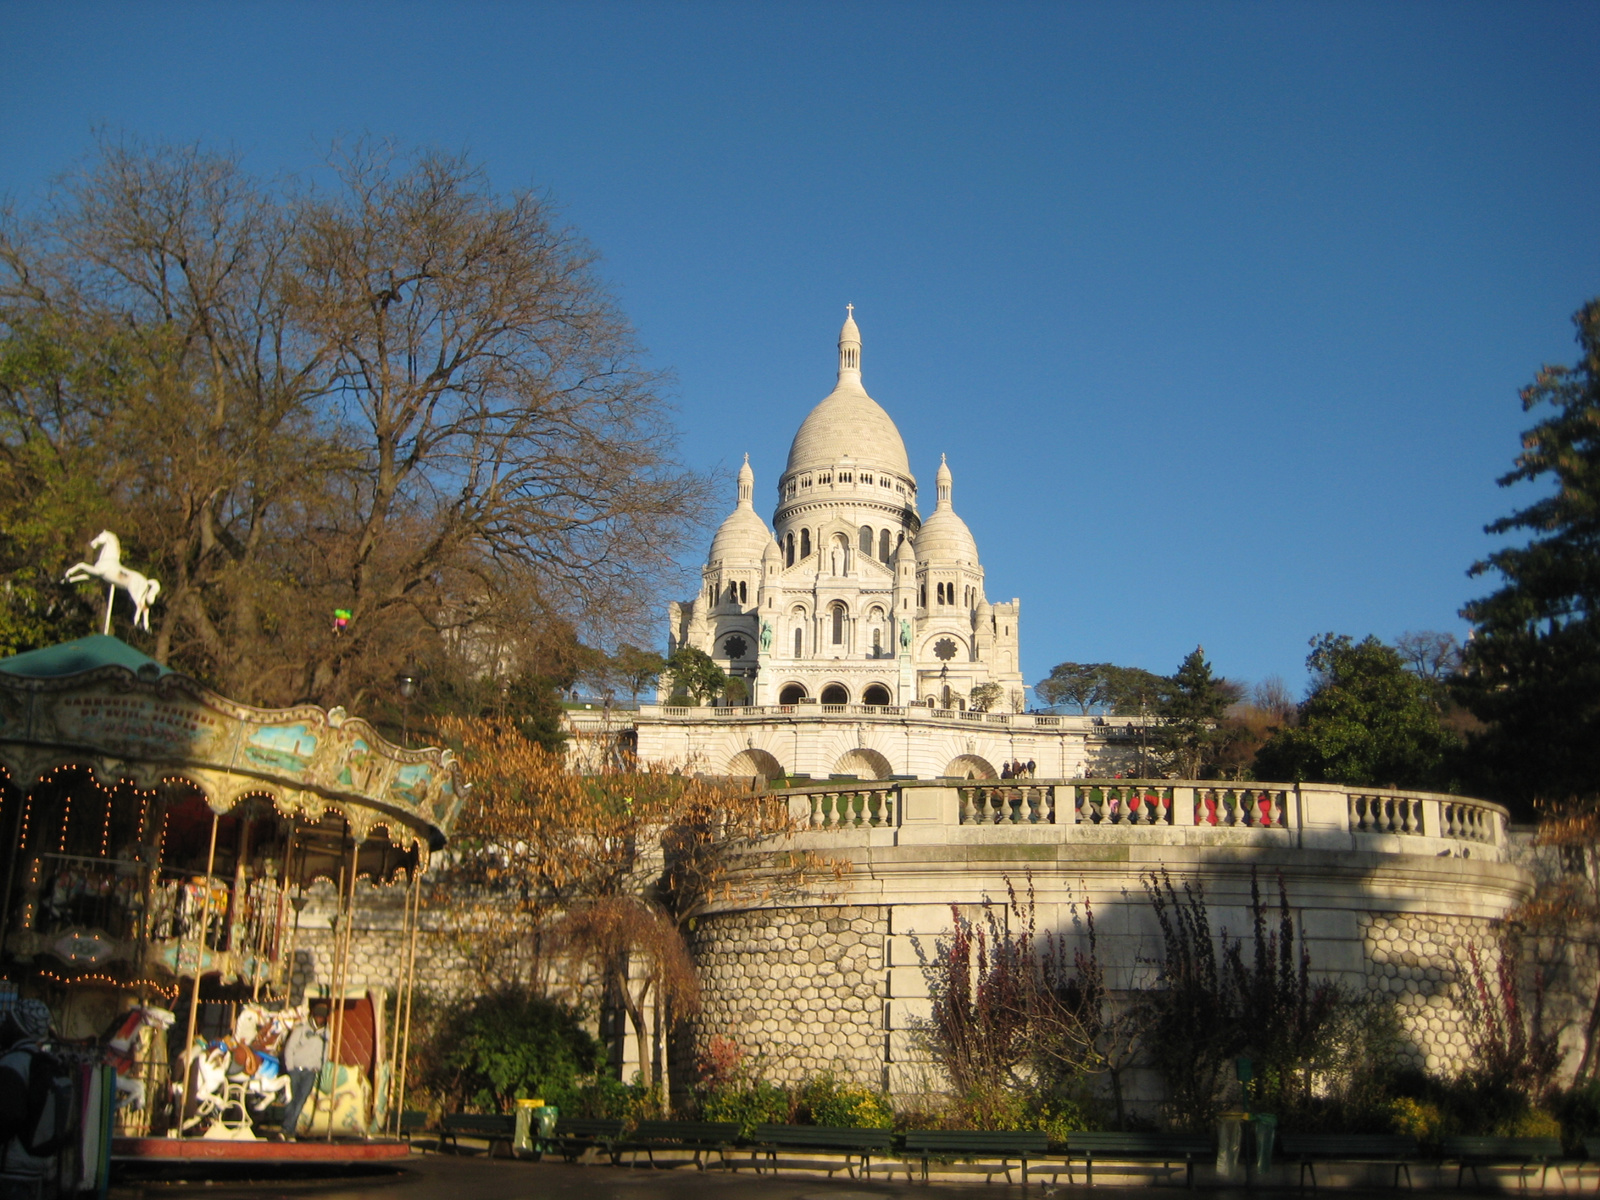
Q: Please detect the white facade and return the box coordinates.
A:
[664,311,1024,731]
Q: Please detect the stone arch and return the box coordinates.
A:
[778,683,808,705]
[862,683,892,706]
[944,754,998,780]
[832,748,893,780]
[820,683,850,704]
[727,748,784,781]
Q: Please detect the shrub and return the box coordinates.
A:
[412,989,600,1113]
[692,1035,790,1136]
[1387,1097,1444,1144]
[795,1074,894,1129]
[543,1073,661,1123]
[700,1078,791,1136]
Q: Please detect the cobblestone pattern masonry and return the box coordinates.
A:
[1361,911,1498,1075]
[690,905,888,1089]
[287,883,487,1002]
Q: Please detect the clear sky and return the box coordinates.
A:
[5,1,1597,697]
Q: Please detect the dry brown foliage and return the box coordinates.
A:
[1517,800,1600,1080]
[425,717,847,1085]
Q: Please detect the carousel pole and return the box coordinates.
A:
[179,808,220,1139]
[384,869,410,1134]
[325,835,360,1142]
[391,865,422,1135]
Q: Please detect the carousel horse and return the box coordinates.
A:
[172,1040,245,1133]
[63,530,161,632]
[103,1004,175,1111]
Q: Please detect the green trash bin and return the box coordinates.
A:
[534,1104,558,1156]
[1252,1113,1277,1176]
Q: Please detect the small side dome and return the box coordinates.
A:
[915,509,980,568]
[708,456,773,564]
[915,454,980,567]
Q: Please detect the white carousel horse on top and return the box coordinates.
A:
[63,530,161,633]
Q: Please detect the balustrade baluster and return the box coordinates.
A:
[866,790,882,828]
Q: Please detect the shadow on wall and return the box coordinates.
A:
[289,948,317,1006]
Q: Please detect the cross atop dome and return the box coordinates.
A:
[838,305,861,377]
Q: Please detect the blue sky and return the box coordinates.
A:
[5,1,1597,697]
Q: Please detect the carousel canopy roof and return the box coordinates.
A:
[0,636,465,855]
[0,634,174,680]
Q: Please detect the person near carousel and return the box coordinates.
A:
[276,1004,329,1141]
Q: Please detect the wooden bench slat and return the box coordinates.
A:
[901,1129,1048,1185]
[1060,1131,1214,1188]
[618,1120,742,1170]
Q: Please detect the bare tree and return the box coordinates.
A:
[0,137,712,709]
[1393,630,1463,682]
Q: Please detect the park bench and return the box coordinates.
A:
[1440,1135,1563,1191]
[619,1120,740,1169]
[397,1110,428,1140]
[440,1112,516,1157]
[1561,1136,1600,1190]
[1277,1133,1418,1190]
[1052,1131,1214,1188]
[550,1116,626,1163]
[901,1129,1049,1184]
[731,1124,896,1178]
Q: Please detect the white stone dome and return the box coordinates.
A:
[783,310,912,482]
[708,456,773,564]
[785,385,912,479]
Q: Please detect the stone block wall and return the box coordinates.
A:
[1361,911,1499,1075]
[689,904,887,1087]
[285,881,489,1003]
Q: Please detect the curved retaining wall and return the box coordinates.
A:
[688,780,1528,1101]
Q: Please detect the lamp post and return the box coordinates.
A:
[396,668,418,749]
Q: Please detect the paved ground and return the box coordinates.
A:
[109,1148,1561,1200]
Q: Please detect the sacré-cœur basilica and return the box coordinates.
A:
[636,309,1136,782]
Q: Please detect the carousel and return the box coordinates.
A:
[0,554,466,1169]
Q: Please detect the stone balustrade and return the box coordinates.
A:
[771,777,1507,858]
[642,702,1081,729]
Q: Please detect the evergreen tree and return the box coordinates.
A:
[1158,646,1241,777]
[1457,298,1600,807]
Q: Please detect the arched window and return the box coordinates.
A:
[820,683,849,704]
[779,683,806,705]
[728,582,738,602]
[785,533,795,566]
[739,580,747,603]
[879,528,891,561]
[919,583,927,607]
[873,627,882,655]
[859,526,873,555]
[831,604,845,645]
[863,684,892,706]
[800,528,811,559]
[794,627,803,657]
